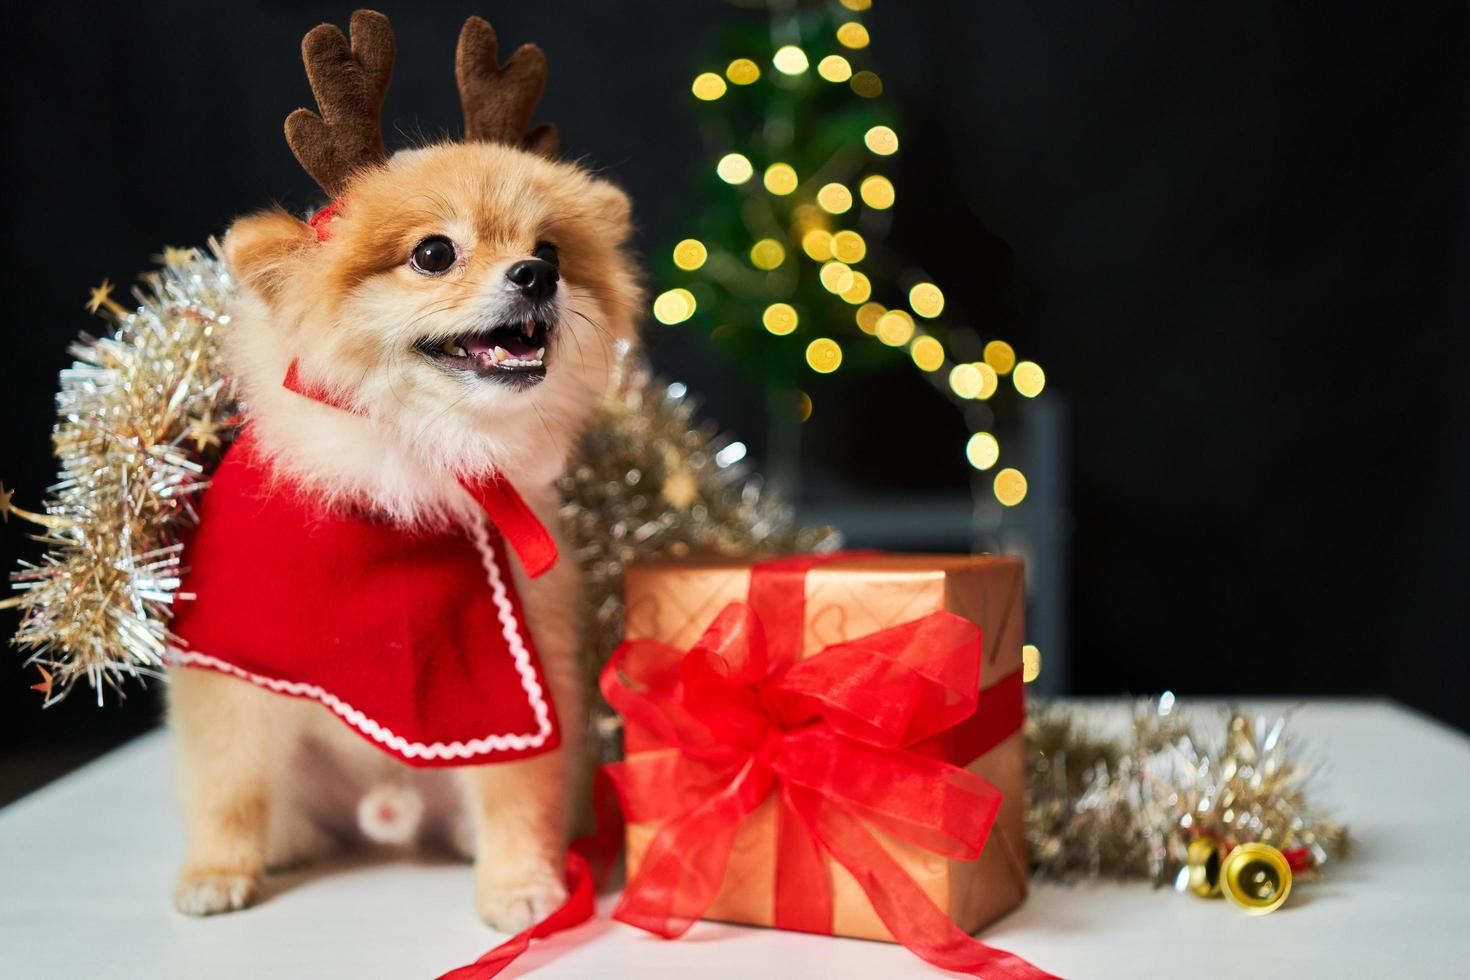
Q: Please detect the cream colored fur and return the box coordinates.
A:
[168,141,638,933]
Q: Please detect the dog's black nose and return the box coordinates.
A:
[506,258,559,301]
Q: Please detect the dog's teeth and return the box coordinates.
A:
[450,345,467,357]
[522,321,535,339]
[536,348,545,359]
[492,346,509,364]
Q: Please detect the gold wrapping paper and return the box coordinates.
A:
[622,554,1029,942]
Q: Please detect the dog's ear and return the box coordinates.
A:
[223,209,316,301]
[587,179,632,243]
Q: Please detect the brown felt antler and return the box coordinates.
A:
[456,16,558,158]
[284,9,397,198]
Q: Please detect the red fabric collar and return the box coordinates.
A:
[308,198,343,241]
[281,358,558,579]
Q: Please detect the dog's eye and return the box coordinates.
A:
[532,242,558,266]
[410,236,457,275]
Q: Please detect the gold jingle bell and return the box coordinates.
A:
[1184,836,1224,897]
[1220,842,1292,915]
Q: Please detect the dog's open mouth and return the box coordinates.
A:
[416,319,550,382]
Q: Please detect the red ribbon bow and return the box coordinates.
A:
[600,555,1055,979]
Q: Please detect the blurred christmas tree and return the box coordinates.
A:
[652,0,1045,512]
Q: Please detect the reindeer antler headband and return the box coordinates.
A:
[284,9,557,200]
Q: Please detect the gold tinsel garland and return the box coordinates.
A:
[5,248,1346,895]
[1027,695,1348,885]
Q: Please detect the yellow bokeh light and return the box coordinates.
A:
[691,72,727,101]
[993,467,1028,507]
[841,271,872,304]
[908,282,945,318]
[975,362,999,399]
[672,238,707,271]
[910,335,945,372]
[836,22,871,49]
[817,55,852,83]
[840,0,872,10]
[876,309,915,347]
[1022,644,1042,683]
[966,432,1000,470]
[726,58,761,85]
[817,182,853,214]
[864,125,899,155]
[716,153,754,184]
[855,302,885,333]
[749,238,786,270]
[949,363,982,399]
[797,390,813,422]
[850,70,883,98]
[763,162,799,195]
[860,174,895,209]
[831,230,866,263]
[652,288,696,325]
[762,302,799,335]
[819,261,856,294]
[806,338,843,373]
[772,45,809,75]
[984,340,1017,374]
[801,228,834,261]
[1013,360,1046,397]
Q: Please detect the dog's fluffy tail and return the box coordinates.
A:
[355,783,425,846]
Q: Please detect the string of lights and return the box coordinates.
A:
[652,0,1045,509]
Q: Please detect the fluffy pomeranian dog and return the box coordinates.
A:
[167,11,637,932]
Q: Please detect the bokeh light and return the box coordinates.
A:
[817,182,853,214]
[691,72,726,101]
[672,238,707,271]
[1013,360,1046,397]
[840,0,872,10]
[984,340,1017,374]
[797,390,814,421]
[975,362,999,399]
[652,288,696,325]
[876,309,915,346]
[841,271,872,304]
[749,238,786,270]
[966,432,1000,470]
[817,55,852,83]
[949,363,982,398]
[716,153,753,184]
[993,467,1028,506]
[764,162,799,195]
[864,125,899,155]
[726,58,761,85]
[855,302,885,333]
[909,282,945,318]
[819,261,856,294]
[910,336,945,372]
[831,230,867,263]
[801,228,834,261]
[836,22,871,49]
[773,45,809,75]
[850,71,883,97]
[805,338,843,373]
[762,302,799,335]
[859,174,895,210]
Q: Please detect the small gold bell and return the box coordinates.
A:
[1220,842,1292,915]
[1184,836,1224,897]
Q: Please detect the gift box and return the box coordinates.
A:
[604,553,1029,954]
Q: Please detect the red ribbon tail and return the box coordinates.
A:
[459,474,558,579]
[434,851,596,980]
[787,786,1058,980]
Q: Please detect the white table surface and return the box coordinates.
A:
[3,699,1468,979]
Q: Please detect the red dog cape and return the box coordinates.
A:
[170,427,561,767]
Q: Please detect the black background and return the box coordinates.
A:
[2,1,1467,803]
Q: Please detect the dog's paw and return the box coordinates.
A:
[173,870,260,916]
[476,867,567,933]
